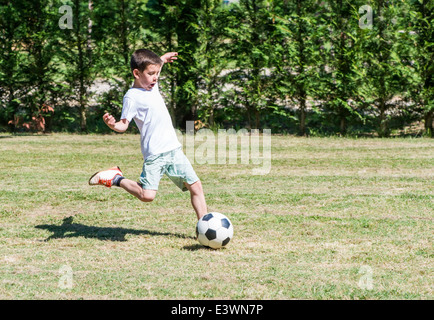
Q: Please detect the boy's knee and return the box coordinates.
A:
[139,190,156,202]
[187,180,203,194]
[140,196,154,203]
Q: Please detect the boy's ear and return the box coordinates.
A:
[132,69,140,79]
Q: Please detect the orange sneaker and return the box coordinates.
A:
[88,166,123,188]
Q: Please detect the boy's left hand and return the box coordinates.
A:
[161,52,178,64]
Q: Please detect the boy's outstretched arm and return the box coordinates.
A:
[103,113,129,133]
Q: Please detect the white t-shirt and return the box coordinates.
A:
[121,84,181,160]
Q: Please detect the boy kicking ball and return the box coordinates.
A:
[89,49,207,220]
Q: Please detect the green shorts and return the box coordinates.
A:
[139,147,199,192]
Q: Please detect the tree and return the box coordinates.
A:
[407,0,433,137]
[0,1,25,131]
[22,0,58,132]
[357,0,413,137]
[56,0,94,132]
[321,0,366,135]
[174,0,203,128]
[274,0,325,135]
[193,0,230,127]
[225,0,276,129]
[91,0,148,129]
[0,0,58,132]
[144,0,203,129]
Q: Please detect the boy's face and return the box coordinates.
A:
[133,64,161,90]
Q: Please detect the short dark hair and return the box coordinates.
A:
[130,49,162,74]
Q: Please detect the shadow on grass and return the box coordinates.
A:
[182,244,227,251]
[35,216,195,242]
[182,244,208,251]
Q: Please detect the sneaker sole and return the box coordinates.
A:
[88,166,122,185]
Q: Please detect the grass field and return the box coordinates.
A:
[0,133,433,299]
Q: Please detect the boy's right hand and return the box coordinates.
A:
[103,113,116,128]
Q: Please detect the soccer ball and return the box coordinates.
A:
[196,212,234,249]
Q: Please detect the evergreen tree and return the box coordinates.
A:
[193,0,228,128]
[407,0,433,137]
[225,0,276,129]
[321,0,366,135]
[357,0,413,137]
[56,0,94,132]
[0,1,25,131]
[274,0,325,135]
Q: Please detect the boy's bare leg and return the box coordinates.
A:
[119,178,157,203]
[184,180,207,220]
[113,176,206,219]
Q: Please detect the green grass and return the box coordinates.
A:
[0,133,433,299]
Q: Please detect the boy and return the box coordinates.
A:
[89,49,207,220]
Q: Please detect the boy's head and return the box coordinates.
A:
[130,49,163,75]
[130,49,163,90]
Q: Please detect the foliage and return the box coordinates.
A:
[0,0,432,136]
[406,0,433,137]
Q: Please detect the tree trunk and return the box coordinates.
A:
[175,1,201,129]
[299,96,306,136]
[296,0,307,136]
[378,104,389,137]
[340,116,347,135]
[74,0,87,132]
[425,110,433,138]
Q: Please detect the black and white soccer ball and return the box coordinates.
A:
[196,212,234,249]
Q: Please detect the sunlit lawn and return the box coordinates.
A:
[0,133,432,299]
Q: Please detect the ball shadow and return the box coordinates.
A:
[182,244,209,251]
